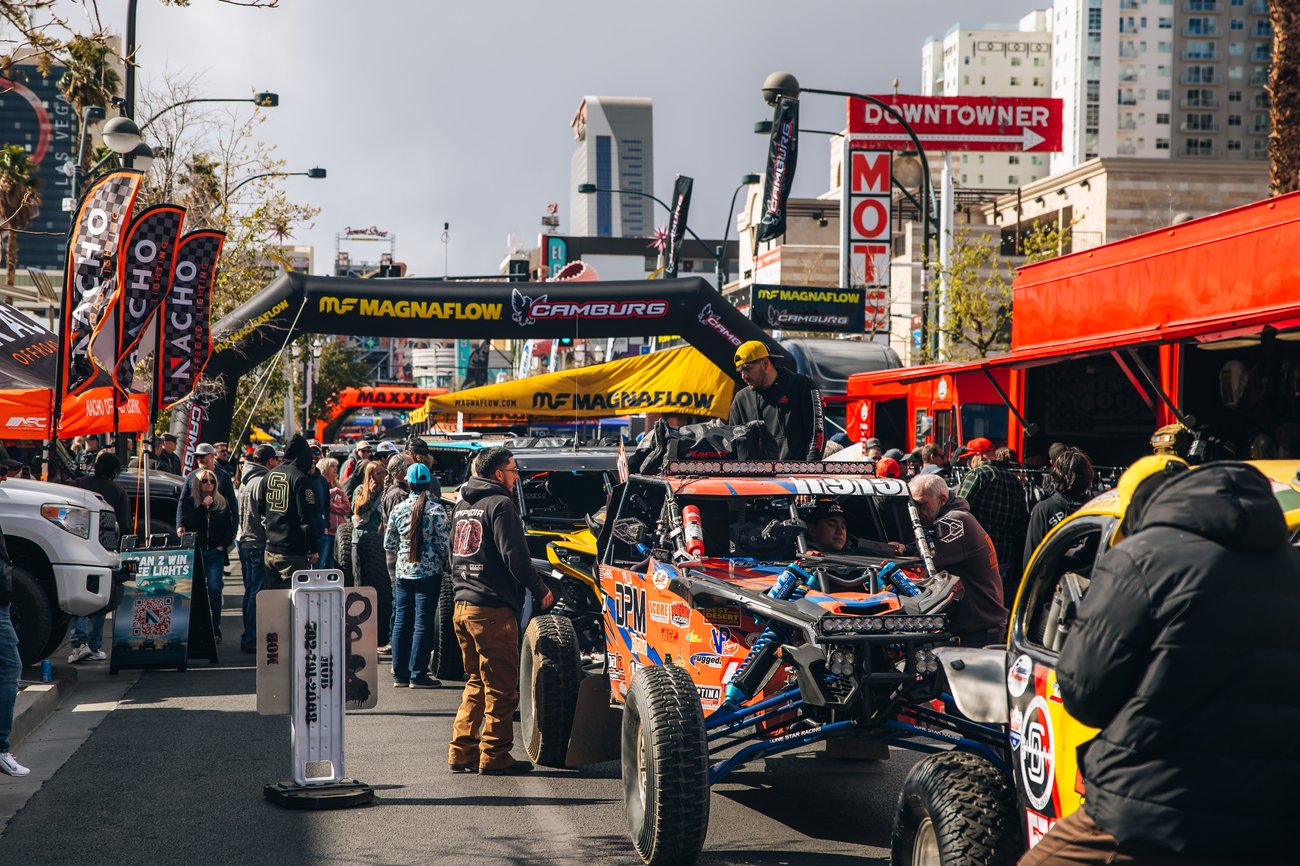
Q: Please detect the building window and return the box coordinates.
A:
[978,175,984,184]
[1252,139,1268,158]
[1252,44,1271,62]
[1156,137,1170,149]
[1159,16,1172,26]
[1185,40,1216,59]
[1187,0,1217,8]
[1158,40,1172,52]
[1157,88,1172,99]
[1231,18,1244,29]
[1157,112,1171,124]
[1184,112,1217,130]
[1031,156,1043,165]
[981,76,987,84]
[1229,89,1243,101]
[1010,76,1020,85]
[1229,65,1245,78]
[1088,7,1102,29]
[1157,65,1171,77]
[1034,56,1044,66]
[1228,114,1242,126]
[1227,139,1242,150]
[1008,175,1019,184]
[1188,88,1217,106]
[1184,138,1215,156]
[1185,17,1215,35]
[1087,81,1101,101]
[1009,155,1020,164]
[1229,41,1244,54]
[1184,65,1216,83]
[595,136,613,237]
[1254,20,1273,38]
[1011,57,1022,66]
[1033,77,1044,86]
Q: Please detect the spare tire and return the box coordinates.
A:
[11,565,53,667]
[335,522,354,585]
[520,614,582,767]
[430,575,464,680]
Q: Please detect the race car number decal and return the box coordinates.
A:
[614,581,646,633]
[789,477,909,497]
[1020,695,1056,811]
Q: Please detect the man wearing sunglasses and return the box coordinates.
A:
[727,340,824,461]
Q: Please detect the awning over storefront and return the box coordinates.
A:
[410,346,734,424]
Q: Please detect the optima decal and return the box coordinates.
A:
[318,296,502,321]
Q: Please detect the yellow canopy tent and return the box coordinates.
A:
[410,346,735,425]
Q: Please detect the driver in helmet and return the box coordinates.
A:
[804,498,904,556]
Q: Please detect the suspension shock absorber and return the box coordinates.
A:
[877,561,921,598]
[723,563,813,706]
[906,498,939,578]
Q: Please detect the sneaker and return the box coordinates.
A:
[68,645,91,664]
[377,644,392,656]
[393,680,409,688]
[0,752,30,777]
[87,649,107,661]
[408,675,442,689]
[480,759,534,776]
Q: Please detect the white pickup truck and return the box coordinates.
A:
[3,478,125,666]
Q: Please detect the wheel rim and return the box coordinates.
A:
[912,817,940,866]
[636,722,648,807]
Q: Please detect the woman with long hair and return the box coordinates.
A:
[1023,448,1095,569]
[179,468,237,642]
[319,457,348,570]
[352,460,392,639]
[383,462,449,688]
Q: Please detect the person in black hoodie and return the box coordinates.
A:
[1022,448,1094,570]
[1022,462,1300,866]
[447,447,553,776]
[260,434,321,588]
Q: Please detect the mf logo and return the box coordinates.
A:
[319,296,358,315]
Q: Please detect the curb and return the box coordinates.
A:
[11,663,79,746]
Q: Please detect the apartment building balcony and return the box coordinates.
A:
[1184,0,1220,11]
[1180,121,1221,132]
[1181,73,1219,85]
[1182,49,1219,60]
[1182,25,1219,37]
[1180,96,1220,108]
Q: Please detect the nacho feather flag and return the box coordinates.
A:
[156,230,224,410]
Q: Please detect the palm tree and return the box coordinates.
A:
[1269,1,1300,194]
[57,35,121,173]
[0,145,40,289]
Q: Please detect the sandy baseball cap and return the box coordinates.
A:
[734,340,782,370]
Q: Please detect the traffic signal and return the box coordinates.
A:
[559,337,574,347]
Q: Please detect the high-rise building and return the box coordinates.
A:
[921,10,1054,189]
[1051,0,1271,173]
[569,96,654,238]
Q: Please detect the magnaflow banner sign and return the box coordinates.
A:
[750,284,866,333]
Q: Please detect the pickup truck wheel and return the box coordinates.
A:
[335,522,354,585]
[891,751,1021,866]
[520,614,582,767]
[38,611,70,663]
[11,566,53,667]
[429,576,464,680]
[622,663,709,866]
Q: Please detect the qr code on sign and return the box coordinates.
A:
[131,596,173,637]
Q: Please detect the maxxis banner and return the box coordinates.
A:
[156,230,224,411]
[757,97,798,244]
[664,175,693,279]
[60,170,142,398]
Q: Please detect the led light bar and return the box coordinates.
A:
[664,460,878,477]
[817,614,947,636]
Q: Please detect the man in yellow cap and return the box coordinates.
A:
[727,340,824,460]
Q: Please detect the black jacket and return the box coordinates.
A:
[178,496,237,551]
[1057,463,1300,858]
[74,475,131,540]
[157,449,182,476]
[1022,490,1087,569]
[261,435,322,557]
[727,368,824,460]
[450,477,545,614]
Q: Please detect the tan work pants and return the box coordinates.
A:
[447,601,520,770]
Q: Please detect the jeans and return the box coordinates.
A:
[70,613,106,651]
[239,545,266,648]
[448,602,520,770]
[317,533,335,570]
[199,548,225,635]
[390,575,439,683]
[0,605,20,752]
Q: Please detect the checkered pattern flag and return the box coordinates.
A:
[60,170,142,398]
[157,230,225,409]
[89,204,187,393]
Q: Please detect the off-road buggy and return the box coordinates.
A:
[522,458,1013,865]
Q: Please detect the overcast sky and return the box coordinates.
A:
[99,0,1042,277]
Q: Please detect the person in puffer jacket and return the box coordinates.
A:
[1022,461,1300,866]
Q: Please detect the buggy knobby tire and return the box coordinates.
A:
[520,614,582,767]
[891,751,1021,866]
[335,522,354,586]
[429,574,464,681]
[11,565,53,667]
[622,663,709,866]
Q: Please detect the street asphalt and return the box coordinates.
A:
[0,583,920,865]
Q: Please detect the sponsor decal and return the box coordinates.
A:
[722,660,740,685]
[647,601,671,624]
[686,630,704,644]
[766,309,850,328]
[738,630,760,649]
[696,303,743,348]
[5,416,44,429]
[1008,654,1032,697]
[213,298,288,354]
[318,295,501,321]
[670,601,691,628]
[711,627,740,656]
[509,288,665,327]
[652,569,671,591]
[1009,705,1024,750]
[608,652,623,682]
[1020,696,1056,811]
[702,606,742,627]
[631,634,647,658]
[157,230,224,409]
[689,652,722,669]
[659,627,680,643]
[936,513,966,544]
[1049,680,1063,704]
[614,581,647,634]
[664,175,693,279]
[696,685,722,710]
[755,287,861,304]
[452,519,483,556]
[758,96,799,243]
[531,389,714,413]
[1025,809,1056,849]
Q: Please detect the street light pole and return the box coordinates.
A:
[139,92,280,133]
[229,167,327,196]
[720,173,761,287]
[576,183,732,289]
[762,73,938,357]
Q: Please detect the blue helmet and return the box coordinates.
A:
[406,462,432,485]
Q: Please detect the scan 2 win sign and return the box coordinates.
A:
[751,284,865,334]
